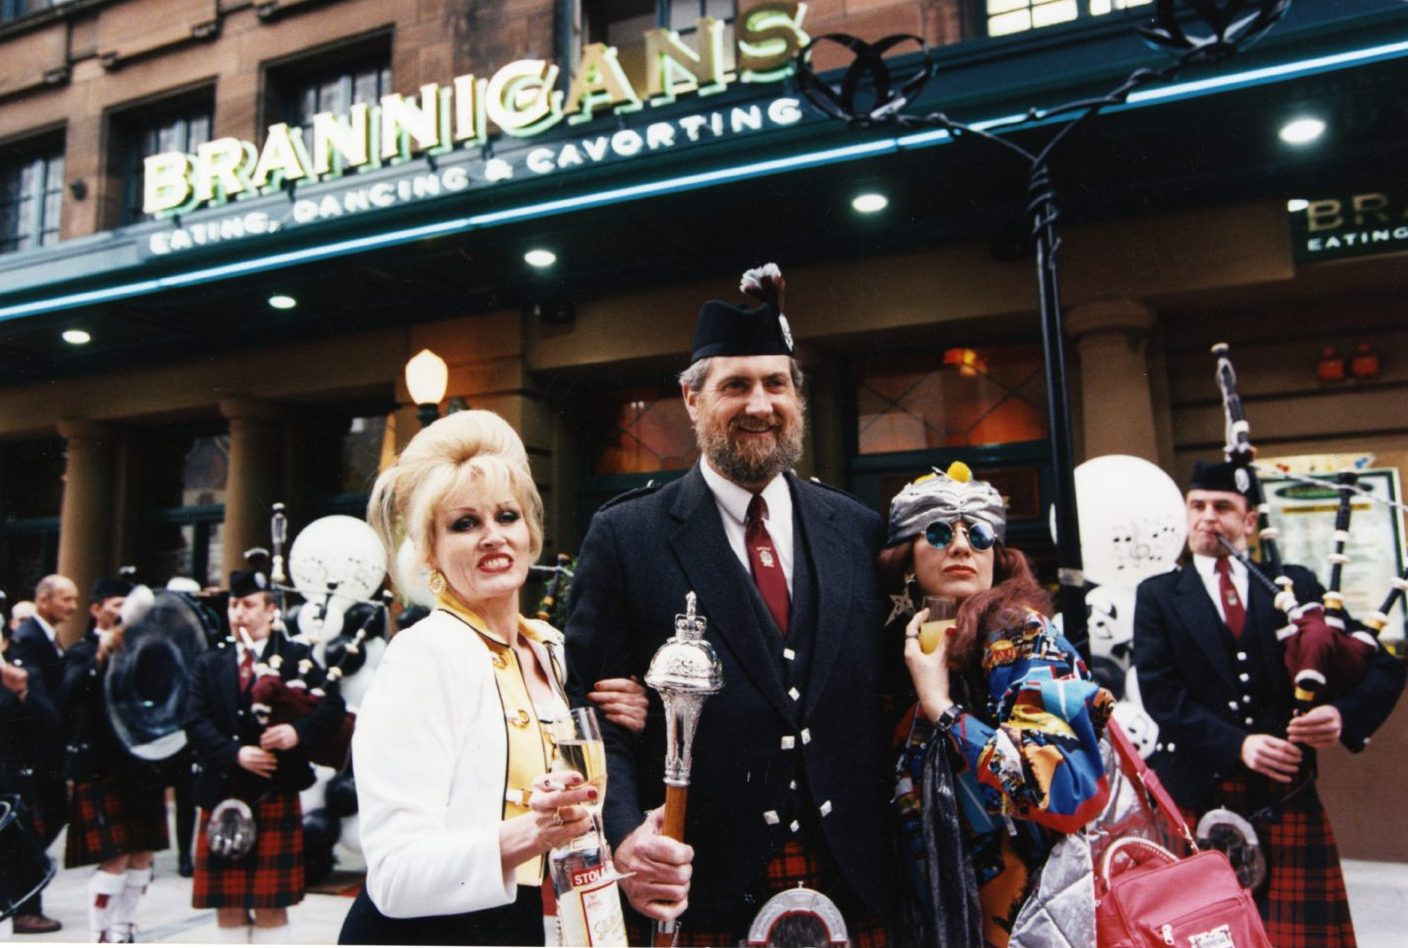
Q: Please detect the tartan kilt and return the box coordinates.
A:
[64,772,170,868]
[1197,773,1356,948]
[193,793,305,909]
[647,839,889,948]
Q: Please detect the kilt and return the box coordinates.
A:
[1197,773,1356,948]
[193,793,305,909]
[653,839,888,948]
[64,772,170,868]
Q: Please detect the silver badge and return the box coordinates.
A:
[778,314,794,352]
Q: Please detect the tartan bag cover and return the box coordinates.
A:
[1094,721,1271,948]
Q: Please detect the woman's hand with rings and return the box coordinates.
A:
[528,771,596,847]
[499,770,600,872]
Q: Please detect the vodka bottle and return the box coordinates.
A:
[548,829,627,947]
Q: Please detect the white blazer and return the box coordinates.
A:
[353,609,565,918]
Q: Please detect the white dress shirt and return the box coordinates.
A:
[1192,553,1250,627]
[699,459,795,595]
[234,637,270,667]
[33,613,60,654]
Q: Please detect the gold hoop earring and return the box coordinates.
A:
[427,570,446,596]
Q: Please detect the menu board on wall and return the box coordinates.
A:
[1259,467,1407,643]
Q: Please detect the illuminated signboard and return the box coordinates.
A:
[1290,189,1408,262]
[141,2,810,256]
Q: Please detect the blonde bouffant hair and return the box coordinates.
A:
[367,410,545,578]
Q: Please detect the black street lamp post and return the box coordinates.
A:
[793,0,1292,652]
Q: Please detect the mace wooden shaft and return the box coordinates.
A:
[651,784,691,947]
[661,784,688,841]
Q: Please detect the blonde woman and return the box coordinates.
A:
[340,410,644,945]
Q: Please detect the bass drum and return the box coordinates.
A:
[0,795,54,922]
[105,589,212,761]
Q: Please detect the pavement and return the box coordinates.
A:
[4,815,1406,944]
[1,813,364,945]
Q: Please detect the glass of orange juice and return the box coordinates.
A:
[919,595,958,656]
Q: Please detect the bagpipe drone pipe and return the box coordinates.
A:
[1211,344,1386,710]
[245,505,390,772]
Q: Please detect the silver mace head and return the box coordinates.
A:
[645,592,724,787]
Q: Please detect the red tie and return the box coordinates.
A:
[1215,557,1245,637]
[746,495,790,634]
[239,648,255,689]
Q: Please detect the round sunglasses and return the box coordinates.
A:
[924,519,996,552]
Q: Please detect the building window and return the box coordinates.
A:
[851,345,1054,571]
[985,0,1151,38]
[1,0,50,25]
[114,94,213,224]
[138,430,229,587]
[303,406,394,518]
[590,383,697,477]
[565,0,738,88]
[665,0,735,35]
[0,133,63,254]
[268,41,392,131]
[856,344,1048,454]
[0,438,64,600]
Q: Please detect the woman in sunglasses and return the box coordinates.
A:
[880,463,1114,948]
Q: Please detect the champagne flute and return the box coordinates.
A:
[551,706,608,822]
[919,595,958,658]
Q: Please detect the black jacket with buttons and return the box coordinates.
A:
[1134,561,1405,811]
[57,632,168,784]
[566,467,896,928]
[183,634,345,808]
[0,666,58,810]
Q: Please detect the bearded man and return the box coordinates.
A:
[566,264,895,945]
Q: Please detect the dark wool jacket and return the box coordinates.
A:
[183,634,345,808]
[1134,561,1405,810]
[566,466,896,929]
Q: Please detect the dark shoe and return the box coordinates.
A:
[12,913,62,934]
[178,853,194,877]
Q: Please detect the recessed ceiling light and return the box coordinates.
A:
[62,329,91,345]
[267,294,297,310]
[524,249,557,268]
[1279,117,1325,145]
[1286,198,1309,213]
[852,193,888,213]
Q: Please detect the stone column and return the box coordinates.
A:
[55,419,118,646]
[1065,300,1159,463]
[220,397,283,583]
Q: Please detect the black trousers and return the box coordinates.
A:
[339,884,544,946]
[12,779,63,918]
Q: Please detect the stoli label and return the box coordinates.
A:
[570,864,608,889]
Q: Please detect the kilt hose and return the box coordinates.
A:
[193,793,305,909]
[1190,772,1355,948]
[635,839,889,948]
[64,772,170,868]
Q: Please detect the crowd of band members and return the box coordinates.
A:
[0,565,351,943]
[1,264,1405,947]
[2,573,201,940]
